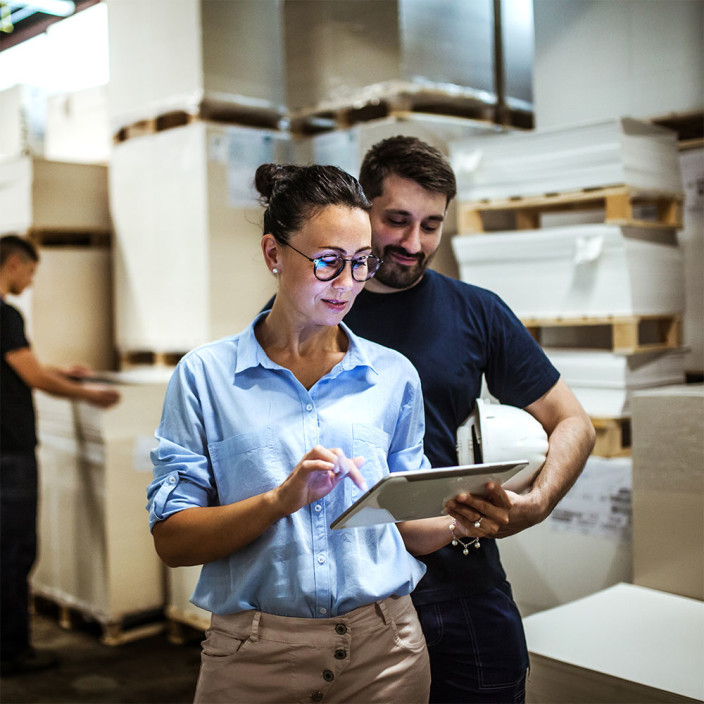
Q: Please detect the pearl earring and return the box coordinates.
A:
[272,268,278,275]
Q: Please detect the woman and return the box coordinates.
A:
[147,163,511,704]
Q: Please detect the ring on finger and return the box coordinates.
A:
[474,516,483,528]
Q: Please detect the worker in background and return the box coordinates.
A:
[343,136,596,703]
[147,163,511,704]
[0,234,120,677]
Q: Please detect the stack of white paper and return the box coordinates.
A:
[110,121,287,353]
[32,376,168,627]
[449,117,683,202]
[523,584,704,703]
[452,224,684,319]
[545,349,686,417]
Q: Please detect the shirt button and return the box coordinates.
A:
[311,692,323,702]
[317,555,325,564]
[168,475,176,484]
[334,624,347,635]
[334,648,346,660]
[322,670,334,682]
[319,607,327,615]
[306,403,313,411]
[314,504,322,512]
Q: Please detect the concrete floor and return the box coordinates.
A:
[0,604,202,704]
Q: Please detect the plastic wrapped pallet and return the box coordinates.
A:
[523,584,704,703]
[31,375,170,637]
[451,224,684,319]
[284,0,533,114]
[500,456,633,616]
[0,84,46,160]
[106,0,285,132]
[110,121,287,354]
[0,156,110,234]
[449,117,683,202]
[6,245,115,372]
[166,566,210,634]
[544,349,686,417]
[44,85,111,164]
[631,384,704,601]
[678,147,704,374]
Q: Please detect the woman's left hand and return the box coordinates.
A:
[443,482,513,538]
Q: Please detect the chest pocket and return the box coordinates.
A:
[348,423,391,503]
[208,427,281,504]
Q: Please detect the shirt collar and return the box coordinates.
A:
[234,312,380,378]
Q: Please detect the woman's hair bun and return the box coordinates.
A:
[255,163,286,204]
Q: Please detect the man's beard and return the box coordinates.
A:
[373,246,435,290]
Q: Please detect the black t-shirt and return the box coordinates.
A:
[1,299,36,453]
[343,270,560,603]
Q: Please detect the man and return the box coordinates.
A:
[0,235,120,676]
[344,136,596,703]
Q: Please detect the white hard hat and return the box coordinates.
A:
[457,398,549,493]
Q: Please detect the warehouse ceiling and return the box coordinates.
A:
[0,0,99,51]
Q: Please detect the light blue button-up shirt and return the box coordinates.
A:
[147,315,429,617]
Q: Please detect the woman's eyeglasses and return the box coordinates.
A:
[284,242,382,282]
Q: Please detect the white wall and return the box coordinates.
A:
[533,0,703,128]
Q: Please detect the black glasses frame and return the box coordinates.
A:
[283,242,382,282]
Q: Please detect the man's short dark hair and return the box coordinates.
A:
[0,235,39,267]
[359,135,457,207]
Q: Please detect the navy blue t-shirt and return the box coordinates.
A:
[1,299,36,453]
[343,270,560,603]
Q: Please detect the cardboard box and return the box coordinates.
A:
[110,121,286,353]
[0,156,110,234]
[500,456,633,616]
[106,0,285,131]
[32,377,169,625]
[452,225,685,319]
[523,584,704,703]
[631,384,704,600]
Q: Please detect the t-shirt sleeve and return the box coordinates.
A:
[0,304,30,358]
[483,292,560,408]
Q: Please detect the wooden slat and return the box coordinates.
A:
[458,186,684,233]
[522,314,682,355]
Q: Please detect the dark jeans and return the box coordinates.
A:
[0,452,38,661]
[415,581,529,704]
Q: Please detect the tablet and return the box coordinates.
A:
[330,460,530,529]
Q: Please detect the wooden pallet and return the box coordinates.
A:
[31,593,165,647]
[524,314,682,355]
[27,228,111,248]
[288,83,533,135]
[591,417,631,458]
[120,350,186,369]
[165,606,209,645]
[458,185,684,233]
[650,109,704,150]
[114,102,285,144]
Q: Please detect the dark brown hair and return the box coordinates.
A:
[255,163,370,245]
[359,136,457,207]
[0,235,39,267]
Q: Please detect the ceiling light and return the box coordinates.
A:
[8,0,75,17]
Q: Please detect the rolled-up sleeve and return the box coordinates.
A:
[146,358,216,531]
